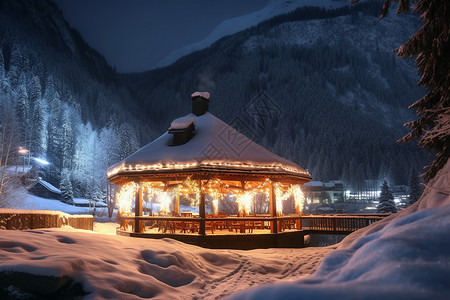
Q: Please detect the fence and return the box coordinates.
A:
[0,210,94,231]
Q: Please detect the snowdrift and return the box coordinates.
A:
[230,159,450,299]
[0,228,333,299]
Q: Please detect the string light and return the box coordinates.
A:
[107,160,309,178]
[116,176,305,217]
[116,182,137,214]
[289,184,305,213]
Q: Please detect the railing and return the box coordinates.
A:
[301,215,386,232]
[118,214,387,234]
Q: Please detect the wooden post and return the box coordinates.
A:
[175,188,180,215]
[199,180,206,235]
[295,198,302,230]
[269,183,277,233]
[135,182,143,233]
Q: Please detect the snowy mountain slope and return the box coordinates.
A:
[153,0,351,69]
[125,1,428,185]
[230,159,450,299]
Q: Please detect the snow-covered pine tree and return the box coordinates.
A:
[46,91,64,184]
[408,168,423,206]
[0,50,4,79]
[369,0,450,180]
[60,168,73,204]
[30,99,44,157]
[15,84,29,145]
[377,180,397,213]
[28,75,41,107]
[61,110,74,169]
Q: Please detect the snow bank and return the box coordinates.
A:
[0,229,333,299]
[229,159,450,299]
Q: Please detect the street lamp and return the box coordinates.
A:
[32,157,50,165]
[18,147,29,173]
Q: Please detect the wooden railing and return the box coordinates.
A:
[118,214,388,234]
[300,215,386,232]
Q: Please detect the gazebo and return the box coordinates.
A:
[107,92,311,249]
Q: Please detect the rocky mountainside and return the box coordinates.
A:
[124,1,430,187]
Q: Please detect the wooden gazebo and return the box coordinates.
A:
[107,92,311,249]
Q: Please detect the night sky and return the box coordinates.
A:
[54,0,268,73]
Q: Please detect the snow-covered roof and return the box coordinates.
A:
[169,116,196,130]
[29,179,61,194]
[304,181,323,187]
[108,112,310,180]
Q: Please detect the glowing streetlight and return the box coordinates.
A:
[32,157,50,165]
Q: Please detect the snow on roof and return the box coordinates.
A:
[30,179,61,194]
[107,112,310,179]
[304,181,323,187]
[191,91,210,99]
[169,116,196,130]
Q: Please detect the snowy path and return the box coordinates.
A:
[0,228,334,299]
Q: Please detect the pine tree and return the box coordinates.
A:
[30,99,44,156]
[61,111,74,169]
[0,50,4,79]
[46,91,64,184]
[377,180,397,213]
[15,84,29,145]
[371,0,450,180]
[28,75,41,105]
[60,168,73,204]
[408,168,423,205]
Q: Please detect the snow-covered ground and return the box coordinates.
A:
[1,160,449,299]
[230,160,450,299]
[0,226,334,299]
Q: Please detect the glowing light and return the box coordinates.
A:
[235,191,254,216]
[289,184,305,214]
[107,159,309,178]
[117,182,137,214]
[18,146,29,154]
[159,191,172,214]
[32,157,50,165]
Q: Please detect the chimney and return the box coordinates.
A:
[191,91,210,116]
[168,117,196,146]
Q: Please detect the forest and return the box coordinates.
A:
[0,0,429,205]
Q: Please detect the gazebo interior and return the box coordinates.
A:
[116,174,307,236]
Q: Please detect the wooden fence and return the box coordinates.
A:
[301,215,387,232]
[0,210,93,231]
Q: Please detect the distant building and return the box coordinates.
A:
[302,180,344,204]
[27,179,61,200]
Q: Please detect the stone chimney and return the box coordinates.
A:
[191,91,210,116]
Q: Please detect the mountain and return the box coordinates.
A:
[153,0,352,69]
[0,0,430,205]
[0,0,154,202]
[124,0,430,188]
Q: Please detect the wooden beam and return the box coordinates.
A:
[175,188,180,215]
[135,182,143,233]
[199,180,206,235]
[269,183,277,233]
